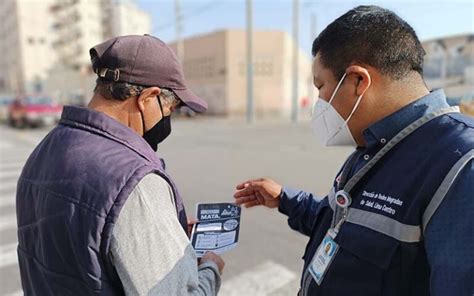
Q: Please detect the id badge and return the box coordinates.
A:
[308,230,339,285]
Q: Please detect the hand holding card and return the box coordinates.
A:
[191,203,241,258]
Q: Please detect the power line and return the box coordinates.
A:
[153,0,223,32]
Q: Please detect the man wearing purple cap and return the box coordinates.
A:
[16,35,223,295]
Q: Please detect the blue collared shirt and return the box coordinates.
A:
[279,89,474,295]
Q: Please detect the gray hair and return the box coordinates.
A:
[94,79,180,106]
[158,88,180,107]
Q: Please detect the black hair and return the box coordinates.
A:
[312,5,426,80]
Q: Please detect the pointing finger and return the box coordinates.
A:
[235,178,264,190]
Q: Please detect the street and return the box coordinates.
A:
[0,117,352,295]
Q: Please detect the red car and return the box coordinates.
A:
[8,95,63,128]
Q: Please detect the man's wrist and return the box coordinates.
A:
[198,260,222,291]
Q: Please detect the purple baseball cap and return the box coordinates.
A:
[89,34,207,113]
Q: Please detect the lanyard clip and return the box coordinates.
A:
[332,190,352,234]
[335,190,352,209]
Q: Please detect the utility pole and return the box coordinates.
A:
[246,0,254,123]
[175,0,184,64]
[308,13,316,103]
[291,0,299,123]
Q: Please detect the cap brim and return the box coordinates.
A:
[173,88,208,113]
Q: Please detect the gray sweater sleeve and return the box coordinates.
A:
[110,173,221,296]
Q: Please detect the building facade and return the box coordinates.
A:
[50,0,103,70]
[0,0,151,100]
[46,0,152,104]
[101,0,152,41]
[0,0,56,94]
[169,30,313,117]
[423,34,474,99]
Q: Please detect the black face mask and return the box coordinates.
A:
[142,97,172,151]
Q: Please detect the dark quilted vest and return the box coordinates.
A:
[16,106,188,295]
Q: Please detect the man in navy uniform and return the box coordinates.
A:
[234,6,473,296]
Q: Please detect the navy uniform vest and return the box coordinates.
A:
[16,106,188,295]
[300,108,474,295]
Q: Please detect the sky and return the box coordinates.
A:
[138,0,474,56]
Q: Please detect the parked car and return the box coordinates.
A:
[8,95,62,128]
[0,96,14,122]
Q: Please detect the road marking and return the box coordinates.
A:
[0,162,25,171]
[220,261,297,296]
[0,170,22,180]
[0,181,17,193]
[0,156,28,163]
[6,291,23,296]
[15,132,46,146]
[0,155,28,163]
[0,195,15,208]
[0,214,16,232]
[0,243,18,269]
[0,141,14,149]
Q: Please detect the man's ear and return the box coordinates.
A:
[137,87,161,112]
[346,65,371,96]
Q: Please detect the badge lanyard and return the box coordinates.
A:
[329,106,460,236]
[330,151,359,237]
[303,106,460,292]
[307,152,358,285]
